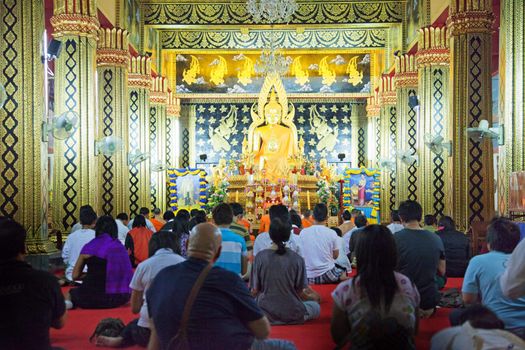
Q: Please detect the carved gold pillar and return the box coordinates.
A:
[417,26,451,218]
[365,92,380,169]
[166,92,181,168]
[395,54,419,203]
[149,76,168,212]
[448,0,495,230]
[0,0,53,255]
[379,76,397,222]
[499,0,525,214]
[351,103,368,168]
[96,28,130,216]
[51,0,99,232]
[128,56,151,216]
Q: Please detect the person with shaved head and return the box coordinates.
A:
[146,223,295,350]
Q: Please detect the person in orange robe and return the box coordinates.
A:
[259,214,270,234]
[301,209,314,229]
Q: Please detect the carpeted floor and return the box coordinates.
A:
[51,278,463,350]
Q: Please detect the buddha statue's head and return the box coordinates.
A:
[264,89,282,125]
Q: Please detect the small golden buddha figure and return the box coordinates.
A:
[252,88,297,182]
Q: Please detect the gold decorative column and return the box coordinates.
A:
[128,56,151,216]
[395,54,419,203]
[166,92,181,168]
[0,0,53,254]
[448,0,495,230]
[149,76,168,212]
[350,103,368,168]
[379,76,397,221]
[96,28,130,216]
[51,0,99,232]
[417,26,451,218]
[499,0,525,214]
[365,92,380,169]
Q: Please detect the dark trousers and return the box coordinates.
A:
[120,319,151,347]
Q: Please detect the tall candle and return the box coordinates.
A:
[307,191,311,209]
[235,190,239,202]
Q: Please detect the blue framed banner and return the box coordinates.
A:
[168,168,208,212]
[343,167,380,224]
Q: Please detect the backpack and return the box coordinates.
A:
[89,318,125,343]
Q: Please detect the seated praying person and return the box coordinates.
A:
[450,218,525,339]
[149,217,187,258]
[436,216,470,277]
[338,210,355,236]
[253,205,303,257]
[259,212,271,234]
[190,208,200,218]
[149,208,165,232]
[387,209,404,234]
[188,210,207,231]
[162,210,175,225]
[423,214,438,232]
[146,223,296,350]
[301,209,314,229]
[176,209,191,233]
[347,214,368,262]
[65,215,133,309]
[432,305,525,350]
[115,212,130,244]
[394,200,446,318]
[62,206,97,282]
[290,210,303,235]
[93,231,185,348]
[212,203,248,276]
[0,217,66,350]
[127,207,156,232]
[125,215,154,267]
[300,203,347,284]
[331,225,420,350]
[501,234,525,299]
[331,227,352,273]
[70,204,96,233]
[251,216,320,325]
[230,203,254,255]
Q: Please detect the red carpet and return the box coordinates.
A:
[51,279,463,349]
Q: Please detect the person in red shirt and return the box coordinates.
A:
[125,215,154,267]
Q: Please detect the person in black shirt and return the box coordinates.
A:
[394,200,446,317]
[0,216,66,350]
[436,216,470,277]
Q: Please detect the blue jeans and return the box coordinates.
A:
[252,339,297,350]
[304,301,321,321]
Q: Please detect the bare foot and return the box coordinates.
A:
[94,335,123,348]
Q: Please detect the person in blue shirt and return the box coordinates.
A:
[452,218,525,339]
[212,203,248,275]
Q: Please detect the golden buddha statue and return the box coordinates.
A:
[245,73,299,182]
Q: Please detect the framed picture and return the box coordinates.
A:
[167,168,207,212]
[343,167,380,224]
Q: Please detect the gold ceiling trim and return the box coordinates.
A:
[160,28,386,50]
[176,93,371,100]
[143,1,404,26]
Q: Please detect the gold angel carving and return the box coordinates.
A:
[346,56,363,86]
[318,56,336,86]
[309,105,338,152]
[182,55,200,85]
[291,56,309,86]
[209,106,238,152]
[210,56,228,86]
[237,56,255,86]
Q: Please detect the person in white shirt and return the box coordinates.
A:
[62,208,97,281]
[116,213,130,244]
[127,207,156,233]
[501,237,525,299]
[386,210,404,234]
[69,204,96,234]
[331,227,352,273]
[300,203,348,284]
[253,205,303,257]
[93,231,185,347]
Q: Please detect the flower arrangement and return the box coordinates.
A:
[317,179,339,213]
[206,179,230,211]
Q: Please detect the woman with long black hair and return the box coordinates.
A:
[251,216,320,324]
[331,224,420,349]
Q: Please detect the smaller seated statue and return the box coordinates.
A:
[211,159,227,187]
